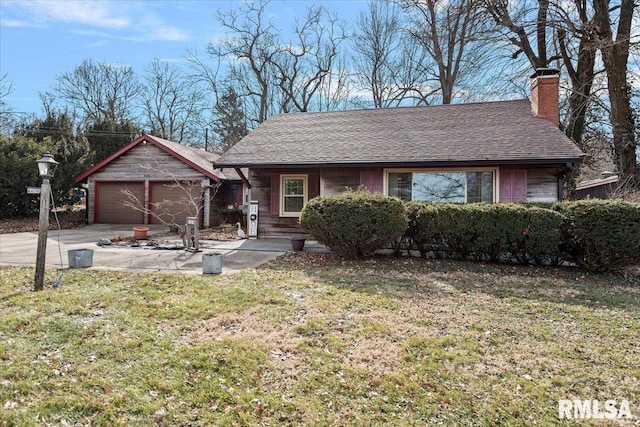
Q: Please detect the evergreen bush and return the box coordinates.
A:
[405,202,563,264]
[300,190,407,258]
[554,199,640,272]
[0,136,54,218]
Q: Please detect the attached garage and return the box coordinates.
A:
[75,134,244,227]
[149,181,203,225]
[96,182,145,224]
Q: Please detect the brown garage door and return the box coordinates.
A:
[150,181,202,226]
[96,182,145,224]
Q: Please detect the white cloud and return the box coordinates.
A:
[0,18,41,28]
[1,0,191,43]
[138,15,190,42]
[14,0,130,29]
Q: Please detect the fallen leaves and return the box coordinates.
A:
[0,209,85,234]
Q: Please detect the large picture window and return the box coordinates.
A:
[388,170,495,203]
[280,175,307,216]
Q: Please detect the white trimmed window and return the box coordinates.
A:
[280,175,308,216]
[387,169,496,203]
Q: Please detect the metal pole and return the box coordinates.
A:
[34,178,51,291]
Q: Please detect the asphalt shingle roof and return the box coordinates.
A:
[75,134,242,183]
[217,99,584,168]
[143,135,243,181]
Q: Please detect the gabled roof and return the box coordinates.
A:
[75,134,240,183]
[216,99,584,168]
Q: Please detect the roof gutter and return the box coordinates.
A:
[216,157,584,169]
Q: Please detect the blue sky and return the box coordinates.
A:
[0,0,367,117]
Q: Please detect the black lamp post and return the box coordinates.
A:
[34,154,58,291]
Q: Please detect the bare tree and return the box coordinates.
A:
[186,49,223,102]
[271,5,347,112]
[484,0,557,69]
[313,54,355,111]
[352,1,436,107]
[556,0,597,148]
[205,0,351,123]
[403,0,493,104]
[141,59,206,145]
[593,0,637,185]
[0,73,13,112]
[54,59,140,124]
[0,73,15,136]
[483,0,600,149]
[208,0,281,126]
[121,160,222,247]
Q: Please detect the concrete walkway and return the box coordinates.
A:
[0,224,328,274]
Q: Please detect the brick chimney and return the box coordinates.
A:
[530,68,560,127]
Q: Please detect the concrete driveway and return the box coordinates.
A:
[0,224,327,274]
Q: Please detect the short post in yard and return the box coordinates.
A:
[34,154,58,291]
[185,216,199,252]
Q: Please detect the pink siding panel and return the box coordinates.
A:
[308,173,319,199]
[500,170,527,203]
[270,174,280,215]
[513,170,527,202]
[360,170,384,193]
[499,173,512,203]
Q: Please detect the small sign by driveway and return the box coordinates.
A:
[27,187,41,195]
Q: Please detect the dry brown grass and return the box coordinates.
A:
[1,253,639,426]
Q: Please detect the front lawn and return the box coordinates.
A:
[1,255,638,426]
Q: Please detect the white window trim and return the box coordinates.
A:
[280,174,308,217]
[383,167,498,203]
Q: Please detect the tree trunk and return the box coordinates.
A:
[561,31,596,148]
[593,0,637,184]
[606,65,637,183]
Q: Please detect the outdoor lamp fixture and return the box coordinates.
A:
[34,154,59,291]
[37,153,58,178]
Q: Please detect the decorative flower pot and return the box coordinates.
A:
[133,226,149,240]
[290,237,306,252]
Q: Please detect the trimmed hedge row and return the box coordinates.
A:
[299,191,640,272]
[553,200,640,272]
[405,202,564,264]
[405,200,640,271]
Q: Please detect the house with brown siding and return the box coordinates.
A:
[75,134,244,227]
[216,69,585,238]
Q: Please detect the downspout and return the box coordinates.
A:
[83,184,89,224]
[557,162,575,201]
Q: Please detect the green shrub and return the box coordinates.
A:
[0,135,89,218]
[472,204,563,264]
[554,199,640,272]
[405,203,563,264]
[299,191,407,258]
[516,205,565,264]
[405,203,476,259]
[213,206,244,227]
[0,136,53,218]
